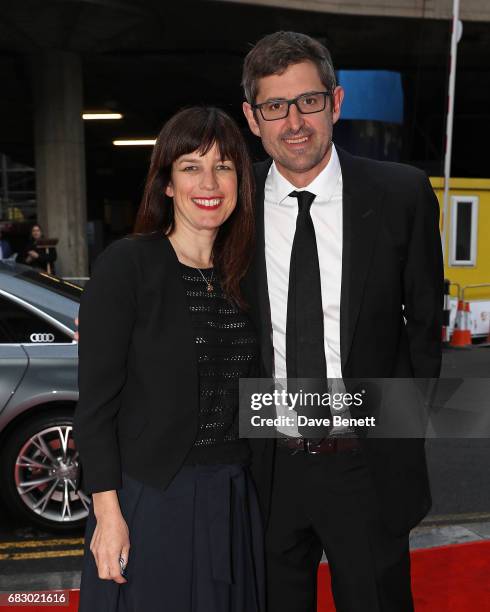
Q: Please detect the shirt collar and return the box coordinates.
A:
[269,143,341,206]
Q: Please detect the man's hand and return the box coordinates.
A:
[90,491,129,584]
[74,317,79,342]
[27,250,39,259]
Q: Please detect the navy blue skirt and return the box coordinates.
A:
[79,464,265,612]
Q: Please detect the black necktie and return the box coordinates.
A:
[286,190,330,437]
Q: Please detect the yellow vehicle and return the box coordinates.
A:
[431,177,490,339]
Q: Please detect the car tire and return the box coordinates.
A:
[0,410,90,532]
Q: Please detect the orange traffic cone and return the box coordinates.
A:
[465,301,472,335]
[450,300,472,348]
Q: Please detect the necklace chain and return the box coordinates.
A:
[197,267,214,292]
[169,235,215,292]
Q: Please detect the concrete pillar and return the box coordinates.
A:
[33,51,88,277]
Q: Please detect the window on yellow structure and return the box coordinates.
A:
[450,196,478,266]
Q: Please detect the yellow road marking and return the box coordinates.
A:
[0,538,84,550]
[0,549,84,561]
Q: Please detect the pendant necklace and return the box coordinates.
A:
[197,267,214,292]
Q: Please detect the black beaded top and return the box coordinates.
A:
[180,263,258,465]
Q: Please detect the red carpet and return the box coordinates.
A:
[318,541,490,611]
[410,541,490,611]
[11,541,490,611]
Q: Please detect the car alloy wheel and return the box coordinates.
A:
[14,423,90,525]
[1,412,90,531]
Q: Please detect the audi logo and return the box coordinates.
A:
[29,333,55,343]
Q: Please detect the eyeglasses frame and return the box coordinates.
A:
[251,90,333,121]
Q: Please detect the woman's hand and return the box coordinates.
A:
[90,491,129,584]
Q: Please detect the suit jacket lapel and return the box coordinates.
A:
[252,159,274,377]
[337,147,384,374]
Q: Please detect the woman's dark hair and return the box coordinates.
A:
[134,106,255,308]
[242,31,337,104]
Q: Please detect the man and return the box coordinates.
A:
[241,32,444,611]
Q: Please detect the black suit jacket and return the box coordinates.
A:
[74,234,201,494]
[244,147,444,536]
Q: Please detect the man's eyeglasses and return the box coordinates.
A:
[252,91,332,121]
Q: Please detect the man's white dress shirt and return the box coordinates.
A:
[264,144,351,436]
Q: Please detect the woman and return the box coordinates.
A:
[22,223,57,273]
[74,107,264,612]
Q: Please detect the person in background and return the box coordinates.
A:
[0,230,13,259]
[74,107,264,612]
[22,223,57,273]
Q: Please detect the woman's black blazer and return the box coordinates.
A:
[73,234,201,494]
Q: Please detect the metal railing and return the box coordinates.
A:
[448,281,461,300]
[447,282,490,302]
[461,283,490,303]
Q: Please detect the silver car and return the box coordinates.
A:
[0,261,89,531]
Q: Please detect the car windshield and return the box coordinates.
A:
[16,269,83,302]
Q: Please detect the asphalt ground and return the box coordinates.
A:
[428,344,490,516]
[0,345,488,591]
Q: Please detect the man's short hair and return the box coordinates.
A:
[242,31,337,104]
